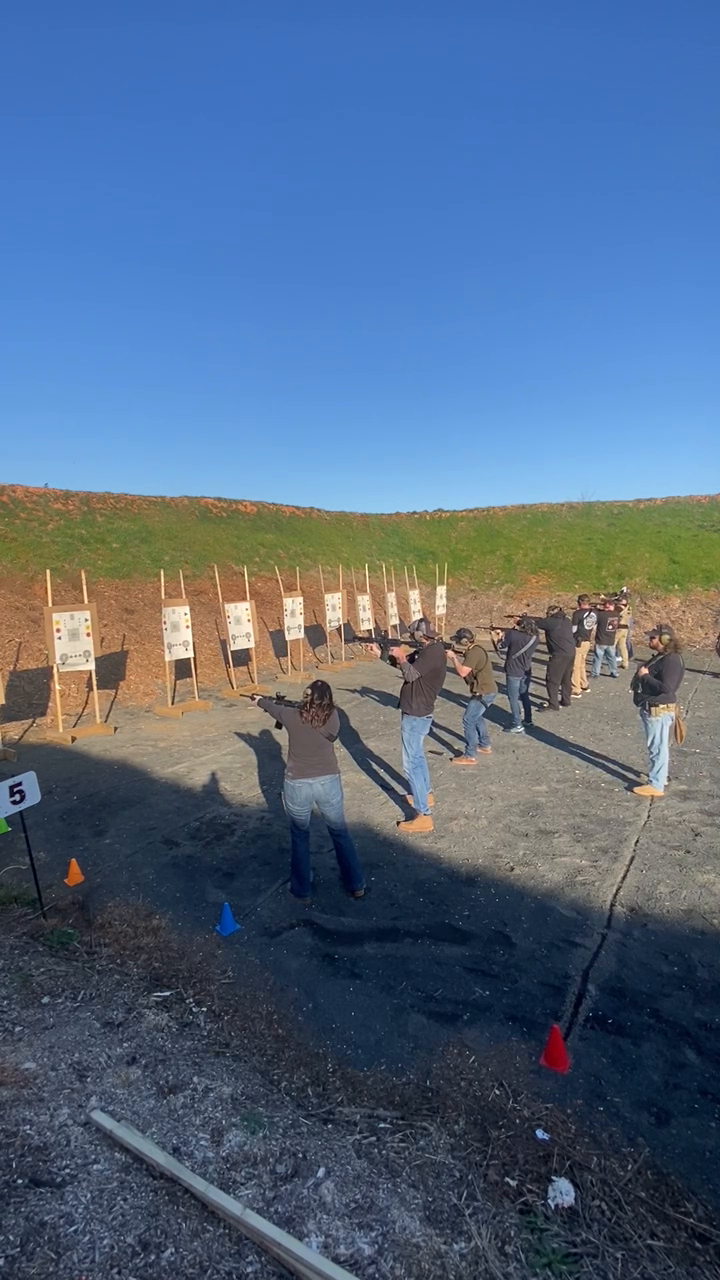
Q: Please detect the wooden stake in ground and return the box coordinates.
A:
[90,1110,360,1280]
[435,562,448,638]
[404,566,423,623]
[43,569,116,744]
[382,563,400,638]
[276,566,308,682]
[154,571,212,718]
[213,564,268,696]
[0,670,17,761]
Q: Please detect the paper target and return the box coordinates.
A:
[356,592,374,633]
[162,603,195,660]
[408,589,423,621]
[324,592,343,632]
[50,610,96,671]
[385,591,399,628]
[435,584,447,616]
[224,601,256,651]
[283,596,305,641]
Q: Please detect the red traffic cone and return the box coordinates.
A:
[540,1023,571,1073]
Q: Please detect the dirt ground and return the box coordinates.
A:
[1,637,719,1276]
[1,571,719,734]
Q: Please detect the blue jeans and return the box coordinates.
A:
[283,774,364,899]
[592,644,618,677]
[463,694,496,753]
[401,713,433,815]
[640,709,674,791]
[506,673,532,728]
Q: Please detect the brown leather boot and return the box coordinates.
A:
[405,791,434,808]
[397,814,434,833]
[632,784,664,798]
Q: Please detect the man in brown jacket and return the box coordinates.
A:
[447,627,498,763]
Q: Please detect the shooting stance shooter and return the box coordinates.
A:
[491,615,538,733]
[630,624,685,799]
[447,628,497,763]
[532,605,576,711]
[369,616,446,833]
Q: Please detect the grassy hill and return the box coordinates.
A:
[1,485,719,593]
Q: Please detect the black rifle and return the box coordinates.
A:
[349,632,458,662]
[267,691,301,729]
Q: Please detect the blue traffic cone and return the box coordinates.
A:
[215,902,241,936]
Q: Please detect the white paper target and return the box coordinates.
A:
[162,604,195,660]
[324,592,343,632]
[51,610,95,671]
[283,595,305,641]
[408,588,423,621]
[435,584,447,616]
[224,601,255,651]
[385,591,399,628]
[357,592,373,632]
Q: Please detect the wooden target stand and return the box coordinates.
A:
[0,670,17,761]
[315,565,353,670]
[213,564,269,698]
[154,571,213,719]
[435,561,448,638]
[43,570,116,744]
[275,567,312,683]
[404,564,424,625]
[382,563,401,639]
[349,564,377,660]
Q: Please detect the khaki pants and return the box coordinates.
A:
[616,630,629,668]
[572,640,591,693]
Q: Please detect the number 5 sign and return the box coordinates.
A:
[0,771,41,818]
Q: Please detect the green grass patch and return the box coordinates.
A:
[2,486,719,593]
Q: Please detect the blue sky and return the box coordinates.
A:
[2,2,718,512]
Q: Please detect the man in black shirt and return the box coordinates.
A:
[571,594,597,698]
[369,616,446,833]
[592,601,620,678]
[491,615,538,733]
[631,625,685,797]
[532,606,575,711]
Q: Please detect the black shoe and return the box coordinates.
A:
[538,705,559,712]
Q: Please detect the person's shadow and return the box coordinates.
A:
[234,728,286,816]
[335,707,411,814]
[342,685,400,709]
[528,723,642,785]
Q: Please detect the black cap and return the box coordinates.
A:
[408,616,437,639]
[450,627,475,645]
[648,623,675,641]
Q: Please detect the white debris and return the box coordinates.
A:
[547,1176,576,1210]
[535,1128,551,1142]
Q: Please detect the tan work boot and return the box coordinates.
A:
[405,791,434,808]
[632,784,664,798]
[397,814,434,833]
[450,755,477,766]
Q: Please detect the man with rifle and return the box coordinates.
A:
[368,616,446,834]
[531,605,576,711]
[631,624,685,798]
[446,627,497,763]
[570,594,597,698]
[491,614,539,733]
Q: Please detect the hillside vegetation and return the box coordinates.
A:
[1,485,719,593]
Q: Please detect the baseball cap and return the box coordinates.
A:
[408,616,437,638]
[647,623,675,640]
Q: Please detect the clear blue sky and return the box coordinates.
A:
[2,2,718,512]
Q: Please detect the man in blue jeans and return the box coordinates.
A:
[371,616,447,833]
[631,624,685,798]
[446,627,497,763]
[491,615,539,733]
[592,601,620,678]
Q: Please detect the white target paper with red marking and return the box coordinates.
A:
[162,604,195,660]
[225,601,255,651]
[51,610,95,671]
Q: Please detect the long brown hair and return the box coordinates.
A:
[299,679,335,728]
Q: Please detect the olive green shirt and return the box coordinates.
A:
[463,644,497,697]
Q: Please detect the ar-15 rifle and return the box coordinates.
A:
[348,631,457,662]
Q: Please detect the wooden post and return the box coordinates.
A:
[339,564,346,664]
[214,564,237,691]
[318,564,332,664]
[81,569,103,726]
[46,569,64,735]
[244,565,260,688]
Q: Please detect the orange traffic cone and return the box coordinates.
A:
[540,1023,571,1073]
[64,858,85,887]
